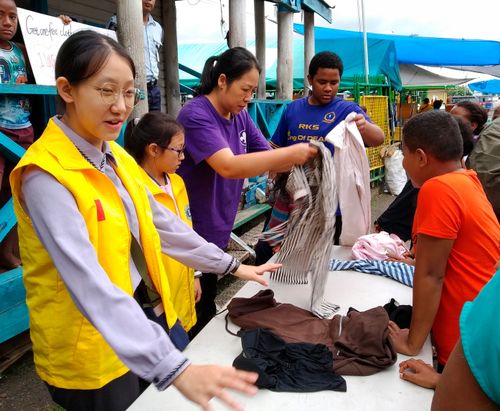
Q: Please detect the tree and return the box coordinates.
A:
[447,85,473,96]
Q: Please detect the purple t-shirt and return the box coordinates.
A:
[177,96,270,249]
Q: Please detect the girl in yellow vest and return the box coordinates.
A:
[10,30,280,411]
[124,112,201,332]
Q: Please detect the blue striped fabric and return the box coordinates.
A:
[329,259,415,287]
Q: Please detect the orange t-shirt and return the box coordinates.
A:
[412,170,500,365]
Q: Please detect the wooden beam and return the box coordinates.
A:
[162,0,182,116]
[229,0,246,47]
[303,10,314,90]
[277,10,293,99]
[301,0,331,23]
[117,0,148,116]
[254,0,266,99]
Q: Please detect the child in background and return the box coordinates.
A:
[388,110,500,370]
[124,112,201,332]
[0,0,34,268]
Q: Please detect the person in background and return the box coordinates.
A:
[177,47,317,338]
[432,99,443,110]
[107,0,163,111]
[492,105,500,121]
[269,51,384,245]
[467,109,500,223]
[10,30,281,411]
[388,111,500,372]
[124,112,201,333]
[0,0,34,269]
[450,100,488,142]
[418,98,432,113]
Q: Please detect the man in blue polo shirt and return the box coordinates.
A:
[270,51,384,243]
[107,0,163,111]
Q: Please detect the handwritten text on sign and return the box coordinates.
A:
[17,8,117,86]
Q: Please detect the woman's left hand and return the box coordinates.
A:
[233,263,282,286]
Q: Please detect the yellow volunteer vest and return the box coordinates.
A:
[10,118,178,389]
[138,168,197,331]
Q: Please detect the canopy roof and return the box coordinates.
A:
[294,25,500,66]
[399,64,471,88]
[469,79,500,94]
[178,36,402,91]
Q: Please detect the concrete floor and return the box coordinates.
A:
[0,189,397,411]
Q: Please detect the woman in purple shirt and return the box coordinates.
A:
[177,47,316,336]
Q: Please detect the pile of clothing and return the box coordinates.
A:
[228,289,397,392]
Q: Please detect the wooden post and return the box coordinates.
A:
[304,10,314,92]
[277,10,293,100]
[229,0,246,48]
[254,0,266,99]
[162,0,181,116]
[117,0,148,117]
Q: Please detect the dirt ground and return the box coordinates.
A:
[0,188,396,411]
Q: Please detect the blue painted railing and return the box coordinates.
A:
[0,84,56,343]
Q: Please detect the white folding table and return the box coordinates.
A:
[129,246,433,410]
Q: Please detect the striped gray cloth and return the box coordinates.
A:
[329,259,415,287]
[271,142,340,318]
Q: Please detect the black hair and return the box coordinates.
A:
[453,115,474,157]
[423,98,430,104]
[433,99,443,110]
[55,30,135,85]
[403,110,463,161]
[454,101,488,135]
[196,47,261,96]
[308,51,344,78]
[124,112,184,164]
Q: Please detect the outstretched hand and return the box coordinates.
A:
[290,143,318,165]
[399,358,440,389]
[233,263,282,286]
[173,364,259,411]
[386,251,415,266]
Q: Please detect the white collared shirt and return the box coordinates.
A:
[107,14,163,81]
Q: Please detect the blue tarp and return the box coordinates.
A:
[178,36,402,91]
[265,37,401,90]
[294,25,500,66]
[469,79,500,94]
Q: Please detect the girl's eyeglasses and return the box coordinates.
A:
[94,83,142,108]
[166,147,185,158]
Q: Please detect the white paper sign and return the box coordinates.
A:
[17,8,117,85]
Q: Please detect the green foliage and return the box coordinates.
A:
[447,85,473,96]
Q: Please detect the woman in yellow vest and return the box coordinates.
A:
[124,112,200,332]
[10,30,279,411]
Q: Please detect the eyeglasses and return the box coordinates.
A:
[94,83,142,108]
[165,146,185,158]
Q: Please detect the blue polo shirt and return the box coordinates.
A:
[270,96,369,154]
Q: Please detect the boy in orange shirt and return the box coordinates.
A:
[389,110,500,369]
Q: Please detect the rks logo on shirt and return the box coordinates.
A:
[239,130,247,148]
[323,112,336,124]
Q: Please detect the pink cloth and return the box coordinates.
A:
[352,231,407,260]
